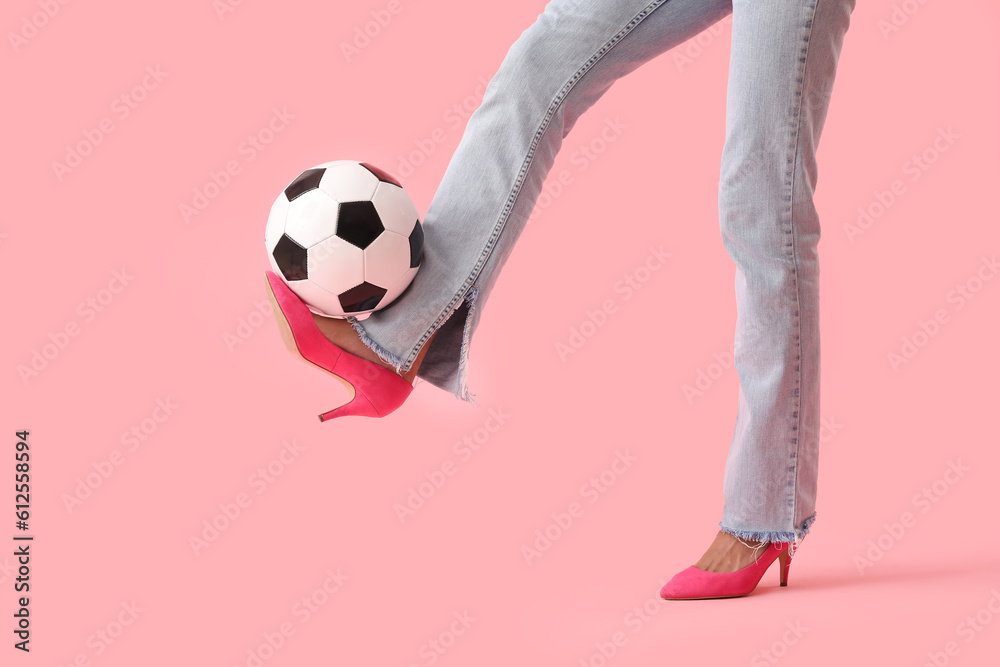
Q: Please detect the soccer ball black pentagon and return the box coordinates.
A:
[264,160,424,319]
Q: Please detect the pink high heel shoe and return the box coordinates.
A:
[660,541,795,600]
[264,270,414,421]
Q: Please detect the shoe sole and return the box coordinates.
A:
[663,592,753,601]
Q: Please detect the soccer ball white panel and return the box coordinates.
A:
[370,181,419,236]
[285,276,343,317]
[319,163,379,203]
[307,236,365,295]
[284,189,340,248]
[363,231,410,288]
[379,265,420,310]
[264,194,289,254]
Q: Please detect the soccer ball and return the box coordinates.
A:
[264,160,424,319]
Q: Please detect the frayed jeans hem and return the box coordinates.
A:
[345,283,481,409]
[718,511,817,550]
[346,316,408,375]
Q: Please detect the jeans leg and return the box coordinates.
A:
[717,0,855,546]
[351,0,733,403]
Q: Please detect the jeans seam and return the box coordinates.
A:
[398,0,670,370]
[787,0,820,535]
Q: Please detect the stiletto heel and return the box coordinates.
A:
[660,541,797,600]
[778,546,791,586]
[264,271,414,420]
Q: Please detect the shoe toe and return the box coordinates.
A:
[660,566,699,599]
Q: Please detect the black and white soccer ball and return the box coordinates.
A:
[264,160,424,319]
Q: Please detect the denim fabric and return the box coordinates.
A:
[350,0,856,544]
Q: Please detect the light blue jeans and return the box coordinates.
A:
[351,0,856,544]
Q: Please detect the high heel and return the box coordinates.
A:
[660,541,795,600]
[264,270,414,421]
[778,544,791,587]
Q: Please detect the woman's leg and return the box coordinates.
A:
[350,0,733,404]
[716,0,855,548]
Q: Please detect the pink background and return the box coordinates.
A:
[4,0,999,665]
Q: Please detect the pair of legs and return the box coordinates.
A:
[318,0,855,569]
